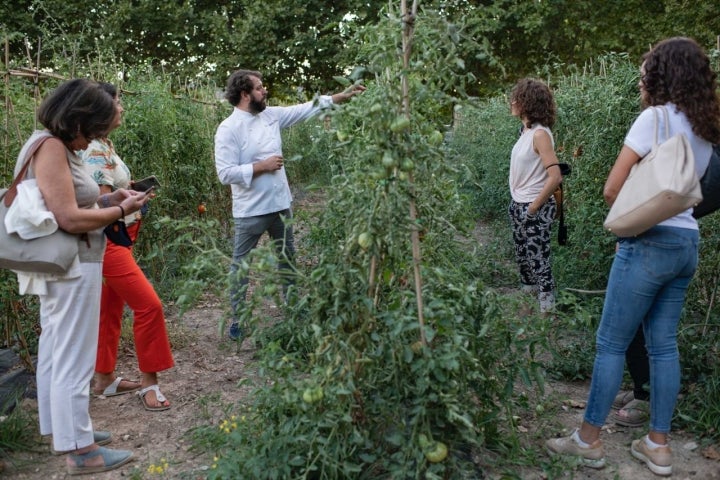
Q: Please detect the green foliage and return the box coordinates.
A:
[0,68,231,349]
[101,73,232,296]
[450,53,640,291]
[452,50,720,441]
[448,97,517,222]
[551,54,640,290]
[283,119,338,186]
[6,0,719,99]
[189,7,549,479]
[0,394,36,458]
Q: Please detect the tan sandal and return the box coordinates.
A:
[612,390,634,409]
[612,399,649,427]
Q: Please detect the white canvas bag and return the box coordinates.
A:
[603,106,702,237]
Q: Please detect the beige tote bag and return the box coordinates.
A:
[603,106,702,237]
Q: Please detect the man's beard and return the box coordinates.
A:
[249,97,266,113]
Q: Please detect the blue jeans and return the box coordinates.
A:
[229,209,294,320]
[583,226,698,433]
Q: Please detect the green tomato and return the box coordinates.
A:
[390,116,411,133]
[336,130,349,142]
[302,388,315,403]
[370,103,383,114]
[357,232,372,250]
[382,151,397,169]
[400,159,415,172]
[302,387,324,403]
[424,441,448,463]
[428,130,444,146]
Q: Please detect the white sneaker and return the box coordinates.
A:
[631,437,672,476]
[546,429,606,469]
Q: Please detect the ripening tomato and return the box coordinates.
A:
[382,151,397,169]
[428,130,444,146]
[357,232,372,250]
[390,116,411,133]
[424,441,448,463]
[198,203,207,214]
[302,387,324,403]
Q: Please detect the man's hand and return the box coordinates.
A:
[333,84,366,104]
[257,155,284,173]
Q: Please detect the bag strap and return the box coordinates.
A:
[3,135,53,207]
[557,184,564,224]
[651,106,672,148]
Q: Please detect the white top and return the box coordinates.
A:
[214,96,333,218]
[509,124,553,203]
[624,103,713,230]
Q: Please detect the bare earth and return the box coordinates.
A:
[3,209,720,479]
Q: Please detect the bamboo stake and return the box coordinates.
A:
[34,37,41,130]
[400,0,426,345]
[4,35,9,174]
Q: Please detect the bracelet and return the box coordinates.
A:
[101,194,110,208]
[117,205,125,220]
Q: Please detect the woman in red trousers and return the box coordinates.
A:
[82,82,174,411]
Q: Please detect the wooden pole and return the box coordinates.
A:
[4,35,9,174]
[400,0,427,345]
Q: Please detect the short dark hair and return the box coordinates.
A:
[37,79,115,143]
[510,78,556,129]
[225,69,262,106]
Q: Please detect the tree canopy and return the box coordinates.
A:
[1,0,718,97]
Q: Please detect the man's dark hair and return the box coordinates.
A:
[225,69,262,106]
[37,79,115,143]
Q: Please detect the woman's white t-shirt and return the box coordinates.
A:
[624,103,712,231]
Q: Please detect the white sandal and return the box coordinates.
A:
[97,377,140,397]
[137,384,171,411]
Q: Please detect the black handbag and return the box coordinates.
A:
[104,219,133,246]
[547,162,571,246]
[692,144,720,219]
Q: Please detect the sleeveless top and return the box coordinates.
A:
[509,124,554,203]
[15,130,105,263]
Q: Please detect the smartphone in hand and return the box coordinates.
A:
[132,175,160,191]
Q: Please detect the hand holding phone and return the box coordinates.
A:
[132,175,160,192]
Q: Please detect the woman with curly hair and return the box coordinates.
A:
[508,78,563,313]
[546,37,720,476]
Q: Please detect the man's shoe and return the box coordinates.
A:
[228,322,244,341]
[546,429,606,469]
[631,437,672,476]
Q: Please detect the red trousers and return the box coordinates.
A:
[95,222,174,374]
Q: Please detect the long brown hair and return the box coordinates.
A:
[642,37,720,144]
